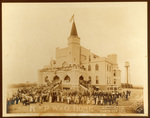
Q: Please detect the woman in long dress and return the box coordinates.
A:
[49,94,52,103]
[100,96,104,105]
[35,95,38,103]
[86,96,90,105]
[96,96,99,105]
[30,96,33,103]
[57,95,60,103]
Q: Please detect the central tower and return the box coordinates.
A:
[68,20,81,65]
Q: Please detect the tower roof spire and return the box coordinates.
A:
[70,21,78,36]
[70,15,78,37]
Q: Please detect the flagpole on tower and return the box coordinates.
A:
[70,14,75,23]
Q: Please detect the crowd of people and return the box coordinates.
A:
[7,83,131,111]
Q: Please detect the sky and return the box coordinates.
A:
[2,2,147,86]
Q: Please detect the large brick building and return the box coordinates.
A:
[38,19,121,91]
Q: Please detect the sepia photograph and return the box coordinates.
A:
[2,2,148,116]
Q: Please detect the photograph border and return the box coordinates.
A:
[1,0,149,117]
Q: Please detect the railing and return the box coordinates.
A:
[79,84,89,91]
[79,79,92,91]
[79,80,91,88]
[40,64,86,72]
[49,80,62,91]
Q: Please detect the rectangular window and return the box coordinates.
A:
[96,76,99,84]
[96,79,99,84]
[114,79,116,84]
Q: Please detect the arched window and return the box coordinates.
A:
[79,76,83,80]
[53,75,60,82]
[96,76,99,84]
[88,65,91,71]
[79,76,84,84]
[95,64,99,71]
[64,75,70,83]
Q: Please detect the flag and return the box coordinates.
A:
[70,14,74,22]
